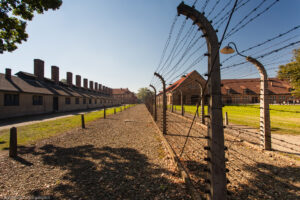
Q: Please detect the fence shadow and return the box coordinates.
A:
[17,144,188,199]
[229,162,300,199]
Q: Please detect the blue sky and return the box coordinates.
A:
[1,0,300,92]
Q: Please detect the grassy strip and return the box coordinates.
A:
[0,105,135,150]
[170,104,300,135]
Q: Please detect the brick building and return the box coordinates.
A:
[221,78,298,104]
[0,59,116,120]
[156,70,298,106]
[157,70,207,105]
[112,88,137,104]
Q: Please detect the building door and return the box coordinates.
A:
[252,97,259,103]
[53,97,59,112]
[226,97,232,104]
[191,95,199,105]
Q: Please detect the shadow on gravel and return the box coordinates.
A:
[228,162,300,200]
[18,144,189,199]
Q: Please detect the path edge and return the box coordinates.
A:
[146,107,202,200]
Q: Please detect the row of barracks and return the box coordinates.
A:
[0,59,119,120]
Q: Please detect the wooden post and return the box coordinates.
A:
[178,3,227,199]
[104,107,106,119]
[225,112,228,126]
[114,108,116,114]
[81,114,85,129]
[9,127,17,158]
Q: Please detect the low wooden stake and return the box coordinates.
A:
[225,112,228,126]
[9,127,17,158]
[81,114,85,129]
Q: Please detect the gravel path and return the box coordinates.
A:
[156,109,300,199]
[0,105,191,200]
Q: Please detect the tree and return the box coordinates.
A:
[136,87,153,103]
[0,0,62,53]
[277,48,300,97]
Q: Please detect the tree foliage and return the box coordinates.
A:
[136,87,153,103]
[277,48,300,97]
[0,0,62,53]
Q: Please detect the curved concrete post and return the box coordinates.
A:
[195,80,205,124]
[246,56,271,150]
[180,90,184,116]
[149,85,157,122]
[154,73,167,135]
[178,3,226,199]
[171,91,174,112]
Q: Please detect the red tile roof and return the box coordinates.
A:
[112,88,133,95]
[221,78,291,95]
[157,70,200,95]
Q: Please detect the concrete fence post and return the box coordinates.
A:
[154,72,167,135]
[246,56,271,150]
[180,90,184,116]
[178,3,227,199]
[114,108,116,114]
[81,114,85,129]
[9,127,17,158]
[104,107,106,119]
[225,112,228,126]
[150,85,157,121]
[195,79,205,124]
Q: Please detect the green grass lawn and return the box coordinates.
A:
[0,105,135,150]
[171,104,300,135]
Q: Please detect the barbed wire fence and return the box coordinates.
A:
[146,0,300,199]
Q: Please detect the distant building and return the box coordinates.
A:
[156,70,298,105]
[112,88,137,104]
[0,59,116,120]
[221,78,298,104]
[157,70,207,105]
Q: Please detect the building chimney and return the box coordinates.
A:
[34,59,44,80]
[89,81,94,90]
[5,68,11,79]
[67,72,73,86]
[99,84,102,92]
[76,75,81,87]
[83,78,88,89]
[98,84,101,92]
[51,66,59,84]
[95,82,98,91]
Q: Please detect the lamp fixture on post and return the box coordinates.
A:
[220,42,271,150]
[220,42,246,58]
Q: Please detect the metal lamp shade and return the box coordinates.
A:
[220,46,235,54]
